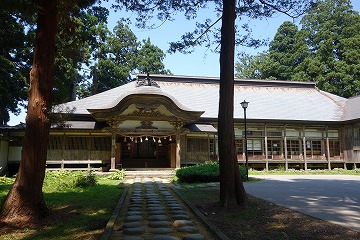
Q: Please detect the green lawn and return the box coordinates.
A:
[0,172,123,240]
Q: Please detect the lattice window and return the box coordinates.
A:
[93,137,111,151]
[329,140,340,157]
[66,137,88,150]
[247,139,263,155]
[48,135,63,150]
[187,138,208,153]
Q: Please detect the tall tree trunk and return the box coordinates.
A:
[0,0,57,226]
[219,0,247,209]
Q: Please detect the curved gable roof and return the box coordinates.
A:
[57,74,350,124]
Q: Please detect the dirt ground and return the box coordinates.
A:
[178,188,360,240]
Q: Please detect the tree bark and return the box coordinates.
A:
[0,0,57,226]
[219,0,247,209]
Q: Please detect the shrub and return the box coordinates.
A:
[75,170,97,188]
[43,170,97,191]
[0,176,15,185]
[107,169,126,180]
[176,162,247,183]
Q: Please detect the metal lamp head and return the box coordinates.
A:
[241,100,249,109]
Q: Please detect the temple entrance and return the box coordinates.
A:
[120,137,171,168]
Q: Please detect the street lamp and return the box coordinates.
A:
[240,100,249,181]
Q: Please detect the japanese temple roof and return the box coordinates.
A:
[57,74,353,124]
[342,95,360,122]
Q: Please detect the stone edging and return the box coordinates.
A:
[100,186,128,240]
[171,185,231,240]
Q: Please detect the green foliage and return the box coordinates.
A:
[106,169,126,180]
[176,162,247,183]
[0,176,15,185]
[43,170,97,191]
[236,0,360,98]
[0,9,31,125]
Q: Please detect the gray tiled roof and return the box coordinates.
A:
[342,95,360,121]
[59,74,351,123]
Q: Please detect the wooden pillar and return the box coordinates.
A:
[110,133,116,171]
[264,125,269,171]
[176,131,181,169]
[284,126,288,171]
[326,127,331,170]
[303,126,307,170]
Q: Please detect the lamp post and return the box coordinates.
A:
[241,100,249,181]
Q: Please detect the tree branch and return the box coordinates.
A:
[259,0,309,19]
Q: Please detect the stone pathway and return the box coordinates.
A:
[108,173,216,240]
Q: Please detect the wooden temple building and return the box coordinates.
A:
[1,74,360,175]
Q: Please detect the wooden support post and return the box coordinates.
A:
[326,127,331,170]
[176,131,181,169]
[110,133,116,171]
[303,126,307,171]
[284,126,288,171]
[264,126,269,171]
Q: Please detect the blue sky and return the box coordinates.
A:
[103,0,360,77]
[8,0,360,125]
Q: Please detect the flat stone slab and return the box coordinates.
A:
[147,207,165,211]
[125,215,144,222]
[172,220,194,227]
[147,235,179,240]
[148,215,168,221]
[123,221,143,228]
[149,227,175,234]
[167,203,182,207]
[128,207,142,211]
[148,220,172,228]
[177,226,199,233]
[147,210,166,215]
[172,214,189,220]
[123,236,144,240]
[170,210,187,215]
[182,234,205,240]
[168,206,183,211]
[123,227,146,235]
[147,203,163,207]
[127,211,142,216]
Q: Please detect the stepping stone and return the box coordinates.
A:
[148,210,166,215]
[124,221,143,228]
[127,211,142,216]
[172,220,194,227]
[148,215,168,221]
[123,227,146,235]
[182,234,205,240]
[148,235,179,240]
[172,214,189,220]
[128,207,142,211]
[168,206,183,210]
[130,204,143,208]
[167,203,182,207]
[147,207,165,211]
[125,215,143,222]
[149,227,175,234]
[146,193,158,196]
[148,220,172,228]
[123,236,144,240]
[170,210,187,215]
[178,226,199,233]
[147,203,163,207]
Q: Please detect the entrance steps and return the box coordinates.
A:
[124,168,175,179]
